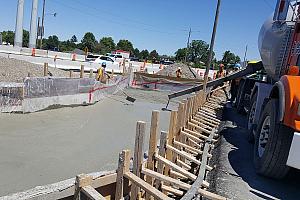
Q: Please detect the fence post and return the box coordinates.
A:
[80,65,84,78]
[145,111,159,200]
[89,69,93,78]
[155,131,168,189]
[74,174,92,200]
[43,63,48,76]
[69,70,73,78]
[165,111,177,175]
[115,150,130,200]
[131,121,146,200]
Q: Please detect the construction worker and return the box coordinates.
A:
[176,67,182,78]
[216,64,225,78]
[97,62,111,83]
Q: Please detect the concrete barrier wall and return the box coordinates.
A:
[0,75,130,113]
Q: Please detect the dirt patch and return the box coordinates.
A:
[157,63,201,79]
[0,57,69,82]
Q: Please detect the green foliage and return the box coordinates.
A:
[22,30,29,47]
[81,32,97,52]
[96,37,116,54]
[70,35,78,43]
[188,40,212,64]
[1,31,14,45]
[132,48,140,58]
[43,35,59,50]
[116,39,134,54]
[221,50,240,66]
[149,50,159,61]
[140,49,149,60]
[175,48,187,61]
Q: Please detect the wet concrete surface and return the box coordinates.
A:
[214,103,300,200]
[0,88,178,196]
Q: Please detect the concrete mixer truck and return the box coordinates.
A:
[167,0,300,179]
[244,0,300,179]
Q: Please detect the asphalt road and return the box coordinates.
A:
[213,103,300,200]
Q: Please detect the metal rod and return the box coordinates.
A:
[203,0,222,92]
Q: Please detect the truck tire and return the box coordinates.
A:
[253,98,294,179]
[247,91,257,143]
[236,79,246,113]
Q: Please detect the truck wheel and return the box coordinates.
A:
[254,99,294,179]
[236,80,246,114]
[247,91,257,143]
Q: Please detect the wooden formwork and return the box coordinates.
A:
[70,85,228,200]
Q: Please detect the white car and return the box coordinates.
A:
[94,56,120,71]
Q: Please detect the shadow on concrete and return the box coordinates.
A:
[222,103,300,200]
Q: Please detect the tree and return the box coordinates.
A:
[81,32,97,52]
[188,40,211,64]
[221,50,240,66]
[140,49,149,60]
[116,39,134,53]
[175,48,187,61]
[96,37,115,54]
[1,31,14,45]
[43,35,59,50]
[132,48,140,58]
[149,50,159,61]
[22,30,29,47]
[70,35,78,43]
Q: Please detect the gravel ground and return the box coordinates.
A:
[157,63,201,79]
[0,57,69,82]
[209,103,300,200]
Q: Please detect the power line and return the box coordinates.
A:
[51,0,189,35]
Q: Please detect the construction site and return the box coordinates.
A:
[1,0,300,200]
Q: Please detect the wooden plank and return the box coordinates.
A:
[192,116,218,127]
[176,103,185,133]
[155,154,195,180]
[199,110,220,119]
[169,170,188,179]
[155,131,168,189]
[165,111,177,175]
[82,185,106,200]
[173,140,202,154]
[188,138,203,149]
[115,150,130,200]
[188,122,213,135]
[176,158,192,171]
[74,174,92,200]
[195,113,220,123]
[44,63,48,76]
[146,111,159,200]
[189,120,213,131]
[124,172,172,200]
[166,145,213,171]
[131,121,146,200]
[142,168,210,192]
[181,130,203,143]
[161,185,184,196]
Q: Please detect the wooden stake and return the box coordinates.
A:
[89,69,94,78]
[43,63,48,76]
[80,65,84,78]
[115,150,130,200]
[69,70,73,78]
[155,131,168,189]
[131,121,146,200]
[164,111,177,175]
[145,111,159,200]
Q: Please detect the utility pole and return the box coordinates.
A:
[203,0,222,92]
[40,0,46,48]
[185,28,192,63]
[243,45,248,67]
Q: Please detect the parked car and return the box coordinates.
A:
[86,54,101,62]
[94,56,119,68]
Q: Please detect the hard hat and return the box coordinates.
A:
[219,64,224,68]
[178,67,181,70]
[235,63,241,68]
[102,62,107,68]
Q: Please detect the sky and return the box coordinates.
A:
[0,0,277,60]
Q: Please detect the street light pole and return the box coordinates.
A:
[185,28,192,63]
[40,0,46,48]
[203,0,222,92]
